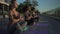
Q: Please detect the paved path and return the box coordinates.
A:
[0,15,60,34]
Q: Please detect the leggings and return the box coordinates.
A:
[8,21,26,34]
[8,23,17,34]
[27,18,35,25]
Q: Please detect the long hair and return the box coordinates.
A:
[9,0,16,10]
[31,7,35,11]
[24,5,31,12]
[9,0,17,22]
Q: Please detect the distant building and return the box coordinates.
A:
[42,7,60,16]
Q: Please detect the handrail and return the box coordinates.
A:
[0,1,9,6]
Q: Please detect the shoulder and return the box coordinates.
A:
[16,11,20,14]
[9,10,14,15]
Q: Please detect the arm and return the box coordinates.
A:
[10,11,20,23]
[32,12,38,18]
[27,14,32,20]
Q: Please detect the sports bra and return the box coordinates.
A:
[13,13,20,19]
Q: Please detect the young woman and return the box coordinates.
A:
[8,0,25,34]
[25,6,36,26]
[31,7,39,22]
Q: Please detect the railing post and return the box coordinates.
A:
[8,6,10,22]
[2,5,5,19]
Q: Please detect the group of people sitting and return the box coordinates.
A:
[8,0,39,34]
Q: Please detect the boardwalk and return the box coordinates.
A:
[0,15,60,34]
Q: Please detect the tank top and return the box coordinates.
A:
[12,11,20,19]
[9,11,20,24]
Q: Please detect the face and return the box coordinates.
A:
[14,2,18,8]
[20,16,24,21]
[33,12,35,15]
[28,6,31,10]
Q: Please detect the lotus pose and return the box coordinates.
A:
[24,6,36,26]
[8,0,26,34]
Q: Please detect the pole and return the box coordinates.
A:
[2,5,5,19]
[8,6,10,22]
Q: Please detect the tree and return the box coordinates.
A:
[32,0,38,7]
[56,8,60,17]
[23,0,31,6]
[36,10,40,15]
[17,3,23,13]
[17,0,39,13]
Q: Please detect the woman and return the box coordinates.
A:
[8,0,25,34]
[31,7,39,22]
[25,6,35,26]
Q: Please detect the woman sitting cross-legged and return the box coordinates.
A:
[8,0,27,34]
[24,6,36,26]
[31,7,39,22]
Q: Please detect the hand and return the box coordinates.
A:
[19,15,24,21]
[13,19,20,24]
[33,22,36,25]
[28,16,32,20]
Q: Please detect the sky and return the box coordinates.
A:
[17,0,60,13]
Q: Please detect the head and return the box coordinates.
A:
[28,6,31,10]
[14,1,18,8]
[9,0,18,10]
[25,6,31,11]
[31,7,36,11]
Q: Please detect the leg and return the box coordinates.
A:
[8,24,17,34]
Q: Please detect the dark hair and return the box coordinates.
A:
[23,5,32,12]
[31,7,35,11]
[11,0,16,3]
[22,6,28,12]
[9,0,16,10]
